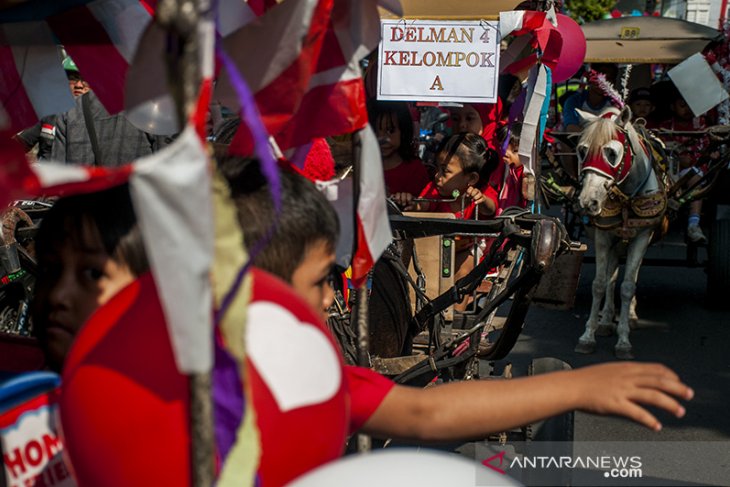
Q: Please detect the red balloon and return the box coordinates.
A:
[551,14,587,83]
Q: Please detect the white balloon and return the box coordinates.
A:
[286,449,522,487]
[125,95,180,135]
[124,21,180,135]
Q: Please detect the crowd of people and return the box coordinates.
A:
[2,54,705,485]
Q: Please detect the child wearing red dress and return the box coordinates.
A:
[367,100,430,196]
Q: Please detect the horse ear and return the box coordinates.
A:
[575,108,598,124]
[618,105,632,128]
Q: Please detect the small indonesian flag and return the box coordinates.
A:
[40,122,55,139]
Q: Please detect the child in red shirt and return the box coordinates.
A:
[367,100,430,196]
[495,122,528,214]
[658,93,712,242]
[392,132,499,310]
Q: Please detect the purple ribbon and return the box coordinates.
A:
[212,46,282,464]
[212,331,245,461]
[214,46,281,323]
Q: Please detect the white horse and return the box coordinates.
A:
[573,107,667,359]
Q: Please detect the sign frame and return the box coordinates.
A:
[377,19,501,103]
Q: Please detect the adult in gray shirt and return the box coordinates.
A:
[52,91,172,167]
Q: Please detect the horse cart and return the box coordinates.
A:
[543,16,730,312]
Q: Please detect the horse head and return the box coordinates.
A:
[575,105,649,216]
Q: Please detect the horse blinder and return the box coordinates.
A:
[579,130,633,185]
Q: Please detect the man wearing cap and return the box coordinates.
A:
[51,65,171,167]
[63,57,90,98]
[14,57,90,160]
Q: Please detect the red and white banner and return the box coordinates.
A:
[0,22,75,133]
[219,0,400,152]
[48,0,152,116]
[350,124,391,287]
[0,0,151,131]
[217,0,335,149]
[273,0,384,149]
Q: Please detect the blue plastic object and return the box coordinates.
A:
[0,371,61,413]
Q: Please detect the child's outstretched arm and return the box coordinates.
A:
[362,362,693,442]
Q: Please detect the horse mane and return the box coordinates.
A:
[579,118,619,157]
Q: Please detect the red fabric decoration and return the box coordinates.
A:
[60,273,191,487]
[301,138,335,181]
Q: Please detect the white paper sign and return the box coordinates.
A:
[377,20,500,103]
[668,53,729,117]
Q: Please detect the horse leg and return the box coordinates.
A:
[597,248,619,336]
[629,296,639,330]
[576,231,612,354]
[615,230,652,359]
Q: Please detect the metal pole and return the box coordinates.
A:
[157,1,214,485]
[356,282,371,452]
[351,130,371,453]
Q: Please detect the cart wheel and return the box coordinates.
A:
[523,357,574,486]
[707,219,730,309]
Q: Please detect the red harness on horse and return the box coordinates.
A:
[580,128,634,185]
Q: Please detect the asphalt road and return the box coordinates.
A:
[492,232,730,485]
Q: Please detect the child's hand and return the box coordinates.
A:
[465,186,487,206]
[391,192,418,211]
[574,362,693,431]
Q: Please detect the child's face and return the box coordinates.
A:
[450,105,483,135]
[290,239,336,322]
[35,223,135,371]
[435,153,477,198]
[672,98,693,121]
[375,113,401,159]
[630,99,653,119]
[503,143,521,167]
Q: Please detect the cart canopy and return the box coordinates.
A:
[583,16,721,64]
[379,0,522,20]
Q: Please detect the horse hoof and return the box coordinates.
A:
[596,324,615,337]
[614,346,635,360]
[574,341,596,354]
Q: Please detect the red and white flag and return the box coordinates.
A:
[0,22,75,133]
[219,0,401,152]
[0,0,151,130]
[272,0,384,149]
[216,0,335,149]
[48,0,152,115]
[350,124,391,287]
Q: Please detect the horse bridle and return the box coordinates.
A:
[579,127,634,188]
[579,124,654,202]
